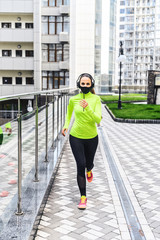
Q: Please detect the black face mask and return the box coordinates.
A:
[79,86,92,94]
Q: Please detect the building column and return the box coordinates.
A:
[70,0,96,87]
[34,0,41,91]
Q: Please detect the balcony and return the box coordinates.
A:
[0,57,34,70]
[0,29,33,42]
[41,35,59,44]
[42,62,59,71]
[59,61,69,70]
[0,0,33,13]
[41,7,59,16]
[59,32,69,42]
[59,5,70,15]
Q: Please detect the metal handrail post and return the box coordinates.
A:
[52,94,55,148]
[45,94,48,162]
[57,95,59,139]
[34,95,39,181]
[66,94,68,113]
[61,94,63,130]
[63,94,66,126]
[15,97,23,215]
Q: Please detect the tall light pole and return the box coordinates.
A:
[117,41,126,109]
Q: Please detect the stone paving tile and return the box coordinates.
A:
[35,104,160,240]
[35,141,123,240]
[102,105,160,239]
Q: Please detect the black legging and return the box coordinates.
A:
[69,134,98,196]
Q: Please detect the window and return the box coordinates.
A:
[25,50,34,57]
[15,23,22,28]
[42,71,69,89]
[120,33,124,37]
[25,23,34,28]
[3,77,12,84]
[125,24,134,30]
[120,9,125,14]
[42,44,69,62]
[42,16,69,35]
[126,8,134,14]
[120,25,125,29]
[42,0,48,6]
[126,16,134,22]
[120,17,125,21]
[49,0,56,6]
[64,0,69,4]
[16,77,22,84]
[120,1,125,5]
[16,50,22,57]
[2,50,12,57]
[26,77,34,84]
[42,0,69,7]
[2,23,11,28]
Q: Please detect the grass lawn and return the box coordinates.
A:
[106,103,160,120]
[100,94,147,102]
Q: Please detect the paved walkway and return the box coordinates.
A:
[35,104,160,240]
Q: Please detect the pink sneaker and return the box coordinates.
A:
[86,170,93,183]
[78,196,87,210]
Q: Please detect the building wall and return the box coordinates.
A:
[0,0,35,96]
[0,0,33,13]
[34,0,41,91]
[0,0,100,94]
[108,0,117,89]
[41,0,70,89]
[70,0,96,87]
[97,0,117,93]
[117,0,160,91]
[0,15,33,23]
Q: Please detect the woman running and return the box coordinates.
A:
[62,73,102,210]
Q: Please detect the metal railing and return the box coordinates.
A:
[0,87,78,216]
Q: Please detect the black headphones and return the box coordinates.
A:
[76,73,95,88]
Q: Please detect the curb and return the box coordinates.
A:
[105,105,160,124]
[102,100,146,104]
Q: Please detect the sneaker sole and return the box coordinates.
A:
[87,178,93,183]
[78,206,86,210]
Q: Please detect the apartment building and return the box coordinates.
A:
[95,0,117,93]
[41,0,70,90]
[0,0,70,97]
[117,0,160,91]
[0,0,101,116]
[0,1,36,97]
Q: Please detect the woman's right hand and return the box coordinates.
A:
[62,128,68,136]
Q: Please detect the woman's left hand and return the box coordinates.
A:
[79,99,88,109]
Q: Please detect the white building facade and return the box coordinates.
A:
[117,0,160,92]
[0,0,36,96]
[0,0,102,95]
[95,0,117,93]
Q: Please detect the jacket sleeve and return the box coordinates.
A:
[85,97,102,124]
[63,98,74,129]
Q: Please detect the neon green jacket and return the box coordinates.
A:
[63,92,102,139]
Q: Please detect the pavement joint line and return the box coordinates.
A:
[99,127,146,240]
[98,127,131,240]
[99,105,156,240]
[101,129,156,240]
